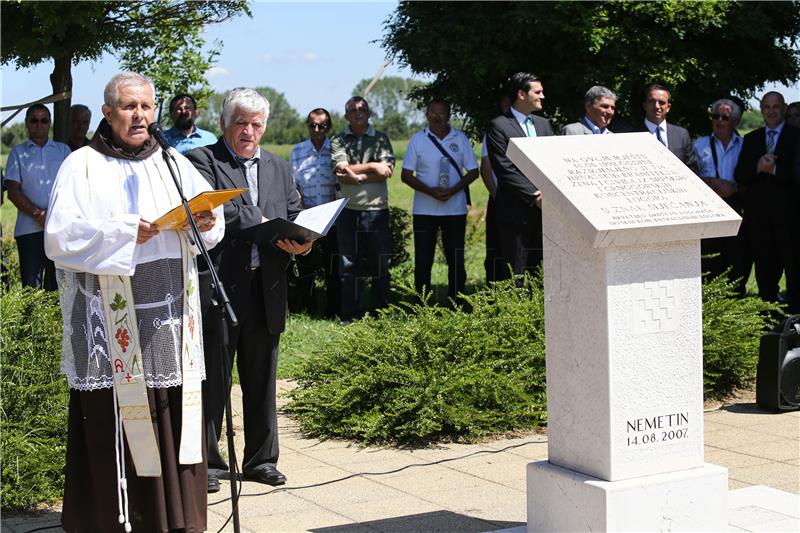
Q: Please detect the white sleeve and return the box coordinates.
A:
[44,151,139,275]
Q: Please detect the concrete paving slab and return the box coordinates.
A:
[286,476,409,508]
[731,463,800,491]
[725,436,800,462]
[422,485,527,523]
[705,448,775,468]
[334,495,444,523]
[374,465,488,494]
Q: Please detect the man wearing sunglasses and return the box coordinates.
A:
[4,104,70,289]
[562,86,618,135]
[289,108,340,317]
[694,98,748,294]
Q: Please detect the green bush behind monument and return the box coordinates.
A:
[287,272,781,445]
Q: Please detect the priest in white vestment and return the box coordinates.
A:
[45,72,224,533]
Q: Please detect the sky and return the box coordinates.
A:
[1,1,798,130]
[1,2,414,127]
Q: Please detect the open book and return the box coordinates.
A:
[153,189,247,230]
[241,198,348,244]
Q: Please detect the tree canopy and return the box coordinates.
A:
[1,0,250,141]
[382,1,800,138]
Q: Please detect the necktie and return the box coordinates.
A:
[524,117,536,138]
[766,130,777,154]
[655,126,666,146]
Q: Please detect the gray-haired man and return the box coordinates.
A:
[187,88,311,492]
[562,86,617,135]
[694,98,749,293]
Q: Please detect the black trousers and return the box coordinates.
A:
[203,269,280,475]
[746,202,798,312]
[498,211,543,283]
[484,197,503,283]
[413,214,467,301]
[701,194,749,296]
[294,226,340,317]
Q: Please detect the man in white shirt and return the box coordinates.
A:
[694,98,748,293]
[4,104,70,289]
[402,99,478,301]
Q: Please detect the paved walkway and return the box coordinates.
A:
[3,384,798,532]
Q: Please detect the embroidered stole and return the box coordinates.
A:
[89,149,203,476]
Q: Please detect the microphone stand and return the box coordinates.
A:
[158,146,241,533]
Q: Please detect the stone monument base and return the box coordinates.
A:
[526,461,728,532]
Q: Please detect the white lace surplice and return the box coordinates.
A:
[46,146,224,391]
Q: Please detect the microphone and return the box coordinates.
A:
[147,122,172,152]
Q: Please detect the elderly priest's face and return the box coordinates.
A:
[104,83,155,150]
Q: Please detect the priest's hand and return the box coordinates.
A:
[188,210,217,232]
[137,219,160,244]
[534,190,543,209]
[276,238,314,256]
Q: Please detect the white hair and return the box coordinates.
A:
[710,98,742,122]
[103,72,155,107]
[222,88,270,126]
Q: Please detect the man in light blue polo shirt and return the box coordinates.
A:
[4,104,70,290]
[401,98,478,302]
[163,94,217,154]
[290,107,340,317]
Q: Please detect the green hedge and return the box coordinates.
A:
[702,272,782,397]
[1,286,68,511]
[287,272,780,444]
[287,275,548,444]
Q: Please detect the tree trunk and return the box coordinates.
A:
[49,54,73,143]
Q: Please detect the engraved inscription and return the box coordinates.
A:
[625,412,689,447]
[633,280,677,334]
[559,153,724,227]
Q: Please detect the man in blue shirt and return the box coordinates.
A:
[289,108,340,317]
[694,98,748,293]
[163,94,217,154]
[4,104,71,290]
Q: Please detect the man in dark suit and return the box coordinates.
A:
[734,91,799,313]
[186,88,311,492]
[641,84,697,170]
[486,72,554,281]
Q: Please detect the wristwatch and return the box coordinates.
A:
[32,208,43,217]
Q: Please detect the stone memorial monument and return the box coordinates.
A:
[506,133,742,531]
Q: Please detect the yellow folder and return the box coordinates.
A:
[154,189,246,230]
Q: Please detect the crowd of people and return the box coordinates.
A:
[1,70,798,531]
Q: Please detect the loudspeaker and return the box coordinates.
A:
[757,314,800,412]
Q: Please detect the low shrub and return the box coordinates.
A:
[286,274,548,444]
[287,271,780,444]
[1,286,68,511]
[702,272,782,398]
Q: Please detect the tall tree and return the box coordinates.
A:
[383,1,800,137]
[1,1,250,142]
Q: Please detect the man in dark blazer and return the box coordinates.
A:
[640,84,697,171]
[734,91,799,313]
[186,88,310,492]
[486,72,554,281]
